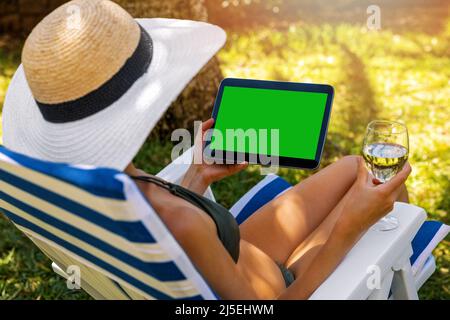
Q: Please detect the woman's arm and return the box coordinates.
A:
[179,164,211,195]
[180,118,247,194]
[128,119,246,194]
[159,204,259,299]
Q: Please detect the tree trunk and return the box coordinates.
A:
[114,0,223,139]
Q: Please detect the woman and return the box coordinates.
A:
[125,119,410,299]
[2,0,411,299]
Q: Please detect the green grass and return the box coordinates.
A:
[0,216,91,300]
[0,16,449,299]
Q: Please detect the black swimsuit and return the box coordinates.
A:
[130,175,240,263]
[130,175,295,287]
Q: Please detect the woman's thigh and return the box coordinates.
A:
[285,181,357,276]
[239,155,359,263]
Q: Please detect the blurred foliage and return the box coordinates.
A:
[217,18,450,221]
[207,0,449,34]
[0,36,21,145]
[215,17,450,300]
[0,0,449,300]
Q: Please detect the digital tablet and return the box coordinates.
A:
[204,78,334,169]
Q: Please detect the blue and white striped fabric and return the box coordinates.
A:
[230,172,449,278]
[0,146,216,300]
[230,174,292,224]
[410,221,449,275]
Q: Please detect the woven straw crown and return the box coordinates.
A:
[22,0,140,104]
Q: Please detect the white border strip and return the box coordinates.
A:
[411,224,450,275]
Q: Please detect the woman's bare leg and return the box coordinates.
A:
[285,181,357,277]
[286,182,409,279]
[240,155,359,264]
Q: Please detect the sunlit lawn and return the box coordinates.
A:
[0,18,448,299]
[217,21,449,299]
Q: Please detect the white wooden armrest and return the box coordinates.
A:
[156,147,215,201]
[309,202,426,300]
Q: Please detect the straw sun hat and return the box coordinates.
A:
[2,0,226,170]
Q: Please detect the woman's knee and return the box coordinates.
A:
[335,155,359,178]
[337,155,359,168]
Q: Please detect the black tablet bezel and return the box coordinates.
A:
[204,78,334,170]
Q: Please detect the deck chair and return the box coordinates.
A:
[0,146,448,300]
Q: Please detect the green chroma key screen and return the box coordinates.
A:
[210,86,328,160]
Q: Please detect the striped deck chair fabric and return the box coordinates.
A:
[0,146,216,300]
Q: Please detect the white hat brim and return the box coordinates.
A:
[2,18,226,170]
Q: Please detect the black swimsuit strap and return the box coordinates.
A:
[130,175,175,192]
[130,175,213,210]
[129,174,241,263]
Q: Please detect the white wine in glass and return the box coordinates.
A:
[362,120,409,231]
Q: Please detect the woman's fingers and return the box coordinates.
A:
[379,162,412,194]
[230,162,249,173]
[372,177,382,185]
[217,162,248,174]
[201,118,215,143]
[202,118,214,133]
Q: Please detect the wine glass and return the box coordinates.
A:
[362,120,409,231]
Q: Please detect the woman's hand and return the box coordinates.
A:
[181,118,248,194]
[336,156,412,236]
